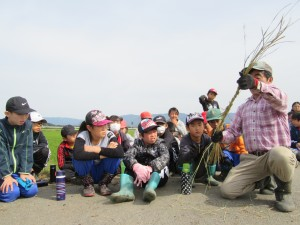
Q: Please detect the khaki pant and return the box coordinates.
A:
[220,146,297,199]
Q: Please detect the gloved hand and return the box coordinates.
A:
[132,163,152,187]
[199,95,207,105]
[211,130,223,143]
[237,73,258,90]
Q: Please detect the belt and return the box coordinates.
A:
[250,151,268,156]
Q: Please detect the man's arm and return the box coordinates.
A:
[260,83,288,113]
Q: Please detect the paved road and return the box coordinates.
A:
[1,167,299,225]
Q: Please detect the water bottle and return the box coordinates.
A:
[50,165,56,183]
[181,163,192,195]
[56,170,66,200]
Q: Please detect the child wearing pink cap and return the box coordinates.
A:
[73,110,124,197]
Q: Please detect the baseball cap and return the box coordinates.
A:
[30,111,47,123]
[186,112,204,125]
[85,110,112,126]
[206,108,222,121]
[140,111,152,119]
[6,96,35,114]
[153,115,167,124]
[61,125,77,137]
[251,61,272,74]
[108,115,121,122]
[138,119,159,134]
[208,88,218,95]
[120,120,127,129]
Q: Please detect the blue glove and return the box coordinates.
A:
[11,174,33,190]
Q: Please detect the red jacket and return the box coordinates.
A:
[57,141,74,170]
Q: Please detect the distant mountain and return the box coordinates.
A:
[45,117,82,126]
[45,112,236,127]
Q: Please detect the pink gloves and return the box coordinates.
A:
[132,163,153,187]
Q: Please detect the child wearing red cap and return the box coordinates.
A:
[120,120,134,146]
[199,88,220,112]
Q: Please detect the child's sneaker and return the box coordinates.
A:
[83,185,95,197]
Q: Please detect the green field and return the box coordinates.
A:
[41,127,136,176]
[41,128,63,176]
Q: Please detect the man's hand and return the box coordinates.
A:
[20,173,36,183]
[237,73,258,90]
[211,130,223,143]
[0,175,18,193]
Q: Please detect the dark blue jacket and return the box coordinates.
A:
[290,125,300,148]
[178,133,211,165]
[0,118,33,179]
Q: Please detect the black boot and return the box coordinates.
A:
[296,151,300,162]
[214,170,228,182]
[82,175,95,197]
[257,176,275,195]
[99,173,115,196]
[274,176,295,212]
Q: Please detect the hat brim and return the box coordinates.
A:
[14,108,35,115]
[187,118,204,124]
[247,65,272,74]
[67,130,77,136]
[209,90,217,95]
[251,65,266,71]
[154,120,166,124]
[207,117,221,121]
[93,119,112,126]
[142,125,159,133]
[32,119,47,123]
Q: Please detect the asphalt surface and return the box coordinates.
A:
[1,167,299,225]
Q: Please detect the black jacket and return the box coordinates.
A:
[178,133,211,165]
[199,95,220,111]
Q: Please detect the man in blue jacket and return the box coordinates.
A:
[0,96,38,202]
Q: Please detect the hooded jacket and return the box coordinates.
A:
[0,118,33,179]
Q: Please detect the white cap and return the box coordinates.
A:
[30,111,47,123]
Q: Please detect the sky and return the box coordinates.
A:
[1,0,300,120]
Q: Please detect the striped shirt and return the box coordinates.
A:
[223,82,290,153]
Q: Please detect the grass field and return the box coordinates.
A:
[41,127,136,176]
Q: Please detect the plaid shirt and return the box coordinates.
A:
[223,82,290,153]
